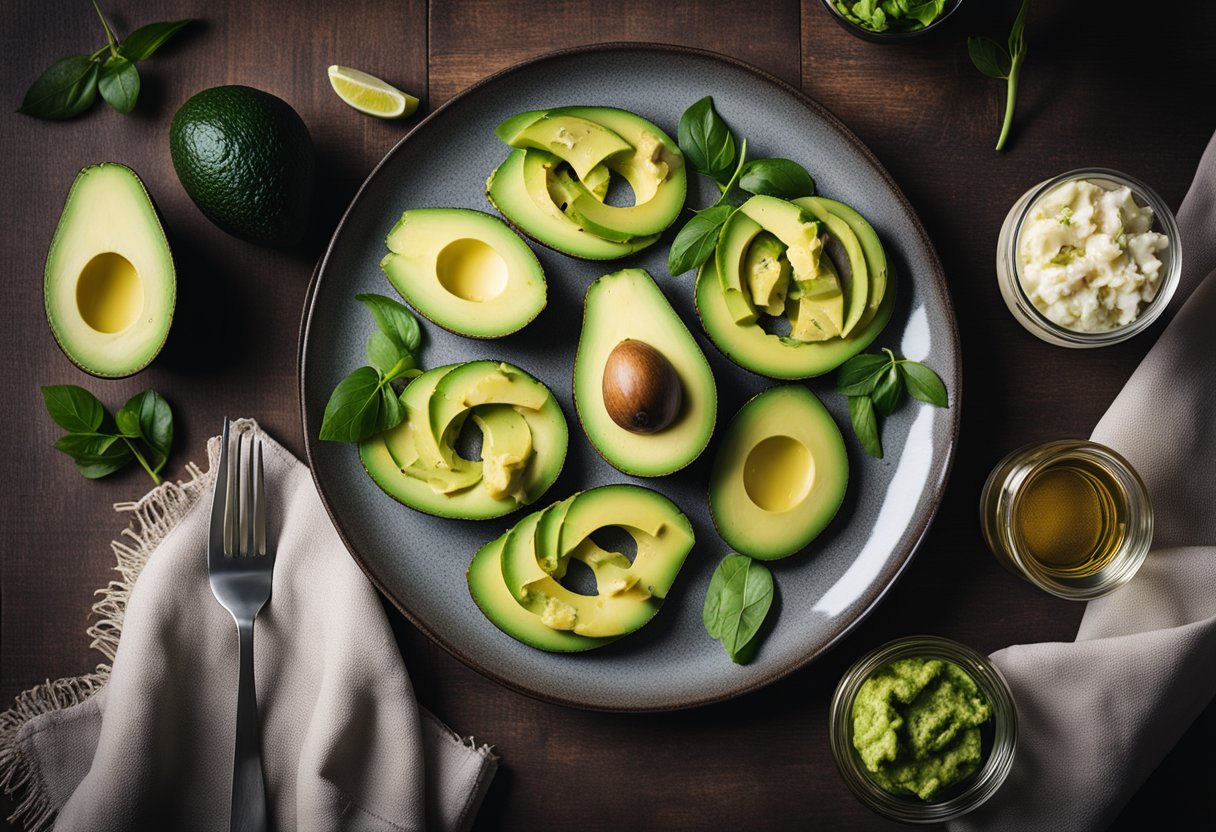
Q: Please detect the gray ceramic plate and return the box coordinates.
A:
[300,44,960,711]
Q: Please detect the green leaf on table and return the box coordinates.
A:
[900,361,949,407]
[739,158,817,200]
[849,395,883,459]
[42,385,105,433]
[356,293,421,356]
[118,19,192,61]
[668,204,732,276]
[871,365,904,417]
[76,457,134,480]
[834,353,891,397]
[703,553,774,664]
[53,433,130,466]
[678,96,737,182]
[967,36,1011,80]
[116,390,173,468]
[320,366,402,443]
[18,56,100,120]
[98,55,140,113]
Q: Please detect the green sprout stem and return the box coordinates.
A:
[123,438,162,485]
[995,60,1021,152]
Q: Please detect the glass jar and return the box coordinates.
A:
[829,636,1018,824]
[995,167,1181,347]
[819,0,963,43]
[980,440,1153,599]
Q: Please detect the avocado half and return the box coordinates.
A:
[709,385,848,560]
[44,164,175,378]
[359,361,568,520]
[486,106,685,260]
[467,484,696,651]
[574,268,717,477]
[380,208,546,339]
[698,194,894,379]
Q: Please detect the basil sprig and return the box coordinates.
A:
[18,2,190,120]
[703,553,775,664]
[835,348,948,458]
[319,294,423,443]
[667,97,816,276]
[42,385,174,484]
[968,0,1029,152]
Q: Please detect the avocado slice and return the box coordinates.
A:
[486,149,658,260]
[710,386,848,560]
[745,232,792,316]
[574,269,717,477]
[501,113,632,181]
[794,197,868,337]
[788,251,844,342]
[695,257,896,379]
[737,195,826,285]
[804,196,889,331]
[44,164,175,378]
[380,208,545,339]
[714,210,762,325]
[359,362,568,519]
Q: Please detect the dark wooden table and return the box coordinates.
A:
[4,1,1214,828]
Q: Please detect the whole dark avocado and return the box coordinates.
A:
[169,85,315,246]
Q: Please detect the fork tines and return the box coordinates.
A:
[222,425,266,558]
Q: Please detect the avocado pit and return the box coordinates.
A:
[602,339,682,434]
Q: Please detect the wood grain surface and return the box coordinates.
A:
[3,1,1214,829]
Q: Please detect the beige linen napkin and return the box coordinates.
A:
[954,135,1216,830]
[0,421,497,831]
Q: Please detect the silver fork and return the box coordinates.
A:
[208,419,274,832]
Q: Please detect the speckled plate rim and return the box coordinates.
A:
[298,42,962,712]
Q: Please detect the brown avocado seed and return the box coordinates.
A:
[602,339,683,434]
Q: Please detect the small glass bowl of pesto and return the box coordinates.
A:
[829,636,1018,823]
[820,0,964,43]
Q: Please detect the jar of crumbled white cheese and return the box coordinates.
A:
[996,169,1181,347]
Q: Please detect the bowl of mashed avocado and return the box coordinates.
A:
[829,636,1018,823]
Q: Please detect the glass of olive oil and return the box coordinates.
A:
[980,440,1153,599]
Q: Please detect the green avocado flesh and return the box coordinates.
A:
[467,485,695,650]
[380,208,546,339]
[851,657,992,800]
[710,385,848,560]
[575,269,717,477]
[169,85,315,246]
[44,164,175,378]
[359,362,568,519]
[697,193,895,379]
[487,106,685,258]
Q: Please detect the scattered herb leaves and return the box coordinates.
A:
[42,385,174,484]
[703,553,774,664]
[739,158,817,200]
[320,294,423,443]
[678,96,737,184]
[968,0,1029,152]
[667,204,733,276]
[835,348,948,458]
[17,3,190,120]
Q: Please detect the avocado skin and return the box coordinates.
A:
[169,85,315,246]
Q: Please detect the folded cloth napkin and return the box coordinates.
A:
[954,135,1216,830]
[0,420,497,831]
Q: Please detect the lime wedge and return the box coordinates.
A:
[327,65,419,119]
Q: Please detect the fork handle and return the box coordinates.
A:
[231,618,268,832]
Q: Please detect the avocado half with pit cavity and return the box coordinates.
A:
[467,484,696,651]
[486,106,685,260]
[710,385,848,560]
[574,268,717,477]
[697,194,894,379]
[380,208,546,338]
[44,164,175,378]
[359,361,568,519]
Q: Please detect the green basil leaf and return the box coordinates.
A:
[118,390,173,467]
[834,353,891,396]
[905,0,946,27]
[98,55,140,113]
[53,433,131,465]
[703,554,774,663]
[42,385,106,433]
[118,19,191,61]
[739,158,817,200]
[668,204,732,276]
[900,361,949,408]
[356,293,421,355]
[968,36,1011,80]
[367,329,405,375]
[320,366,400,442]
[18,56,100,120]
[871,365,904,417]
[678,96,736,180]
[76,457,132,479]
[378,385,405,434]
[849,395,883,458]
[1008,0,1030,59]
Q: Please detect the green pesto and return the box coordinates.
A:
[851,657,991,800]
